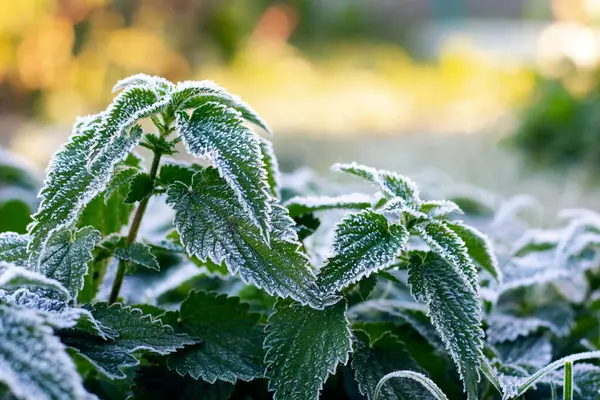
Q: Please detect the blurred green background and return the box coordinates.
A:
[1,0,600,212]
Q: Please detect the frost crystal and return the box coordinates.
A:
[0,232,30,267]
[285,193,373,217]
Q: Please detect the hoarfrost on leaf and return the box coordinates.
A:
[0,232,30,267]
[114,242,160,271]
[285,193,374,217]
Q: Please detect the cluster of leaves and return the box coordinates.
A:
[1,74,600,400]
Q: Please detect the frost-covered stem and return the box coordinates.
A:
[108,150,162,304]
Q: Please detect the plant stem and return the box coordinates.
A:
[108,150,162,304]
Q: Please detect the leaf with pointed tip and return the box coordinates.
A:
[124,172,154,203]
[166,168,329,308]
[38,226,100,298]
[158,162,197,186]
[332,162,420,205]
[0,263,70,299]
[317,210,409,293]
[260,138,280,198]
[114,242,160,271]
[407,252,483,400]
[62,302,195,379]
[0,304,90,400]
[0,232,29,267]
[169,80,271,134]
[89,86,169,162]
[264,299,352,400]
[445,221,501,282]
[164,290,264,383]
[285,193,373,217]
[420,200,462,218]
[352,330,435,400]
[175,102,272,236]
[104,167,138,202]
[112,73,174,94]
[414,220,478,291]
[27,117,142,261]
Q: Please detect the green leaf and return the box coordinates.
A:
[285,193,373,217]
[0,200,32,234]
[419,200,462,218]
[38,226,101,298]
[164,290,264,383]
[0,263,70,298]
[0,232,30,267]
[104,167,138,202]
[169,80,271,134]
[407,252,483,400]
[175,102,272,236]
[133,363,235,400]
[264,299,352,400]
[114,242,160,271]
[28,116,142,261]
[260,138,280,198]
[445,221,501,282]
[112,73,174,94]
[317,210,409,293]
[89,85,168,162]
[332,162,420,205]
[414,219,478,291]
[158,162,197,187]
[62,302,195,379]
[166,168,329,308]
[0,304,89,400]
[124,172,154,204]
[352,330,435,400]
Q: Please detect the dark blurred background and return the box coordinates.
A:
[1,0,600,210]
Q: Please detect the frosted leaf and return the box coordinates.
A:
[176,102,273,236]
[347,299,444,352]
[124,172,154,204]
[0,263,70,299]
[285,193,373,217]
[169,80,271,134]
[260,138,281,198]
[317,210,409,293]
[351,330,435,400]
[332,162,420,205]
[39,227,100,298]
[572,364,600,399]
[264,299,352,400]
[166,168,331,308]
[62,302,194,379]
[407,252,483,400]
[0,304,90,400]
[103,167,138,203]
[28,117,142,263]
[0,232,30,267]
[114,242,160,271]
[112,73,174,94]
[492,194,543,228]
[158,161,198,187]
[414,220,478,291]
[419,200,462,218]
[494,335,553,369]
[445,221,501,282]
[89,85,170,162]
[163,291,264,383]
[510,228,563,256]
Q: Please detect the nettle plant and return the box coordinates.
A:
[1,74,600,400]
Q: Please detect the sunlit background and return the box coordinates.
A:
[2,0,600,210]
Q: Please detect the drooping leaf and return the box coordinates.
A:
[317,210,409,293]
[0,304,90,400]
[445,221,501,282]
[414,220,478,291]
[38,227,101,298]
[332,162,420,205]
[352,330,435,400]
[166,168,330,308]
[114,242,160,271]
[124,172,154,204]
[62,302,195,379]
[407,252,483,399]
[264,299,352,400]
[28,117,142,261]
[0,232,30,267]
[260,138,280,198]
[175,102,272,236]
[164,290,264,383]
[169,80,271,134]
[285,193,373,217]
